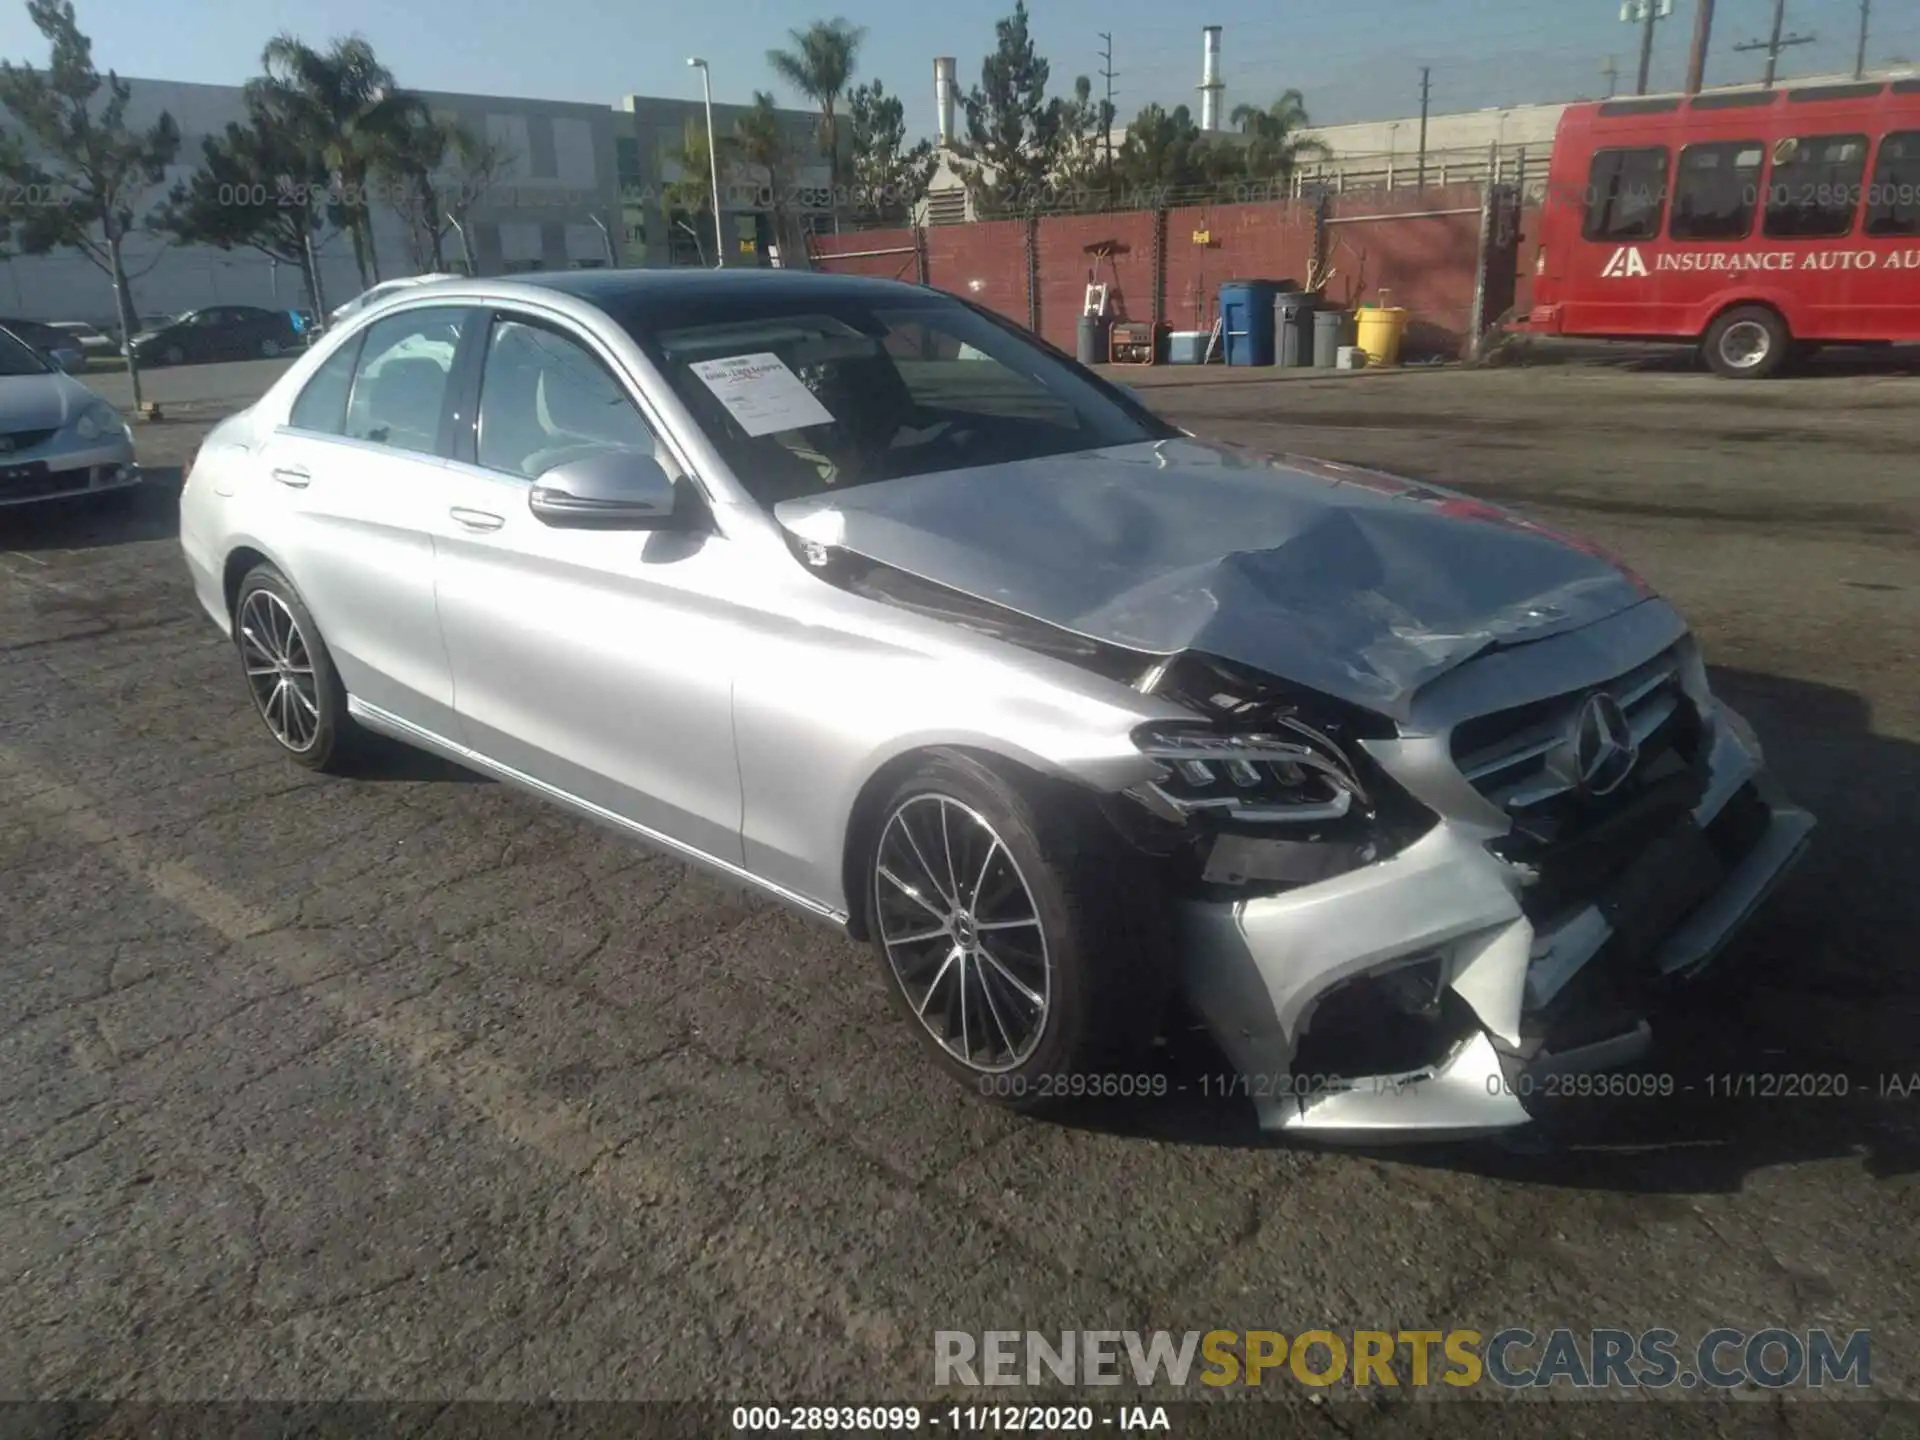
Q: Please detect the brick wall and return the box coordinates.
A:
[809,182,1509,358]
[1163,201,1318,337]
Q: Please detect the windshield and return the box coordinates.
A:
[627,292,1176,507]
[0,328,52,376]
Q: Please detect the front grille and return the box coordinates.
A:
[0,428,58,454]
[1453,648,1711,913]
[0,462,61,499]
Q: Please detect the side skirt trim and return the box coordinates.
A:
[345,696,850,927]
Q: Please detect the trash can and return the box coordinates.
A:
[1274,291,1318,367]
[1313,309,1355,368]
[1218,279,1290,365]
[1077,313,1113,366]
[1355,306,1410,367]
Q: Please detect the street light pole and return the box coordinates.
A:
[687,57,725,268]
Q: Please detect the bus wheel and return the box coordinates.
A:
[1704,306,1788,379]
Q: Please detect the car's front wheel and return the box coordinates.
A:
[259,337,282,358]
[233,563,363,773]
[866,750,1171,1107]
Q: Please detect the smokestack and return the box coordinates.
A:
[1199,25,1223,131]
[934,56,956,148]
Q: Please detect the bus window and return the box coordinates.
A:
[1764,133,1869,237]
[1670,141,1764,240]
[1865,132,1920,236]
[1582,147,1668,241]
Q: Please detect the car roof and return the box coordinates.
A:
[335,269,951,337]
[514,268,930,311]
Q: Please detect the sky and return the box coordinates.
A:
[8,0,1918,133]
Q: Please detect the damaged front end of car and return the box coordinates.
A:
[781,455,1814,1141]
[1113,629,1815,1141]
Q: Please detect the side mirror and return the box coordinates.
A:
[529,450,679,529]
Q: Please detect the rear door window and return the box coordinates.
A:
[1583,147,1668,241]
[1669,141,1764,240]
[1763,133,1869,237]
[342,307,466,455]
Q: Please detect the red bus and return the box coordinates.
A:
[1520,78,1920,376]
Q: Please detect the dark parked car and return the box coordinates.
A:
[0,318,87,372]
[128,305,300,366]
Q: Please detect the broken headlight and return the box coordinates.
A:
[1129,716,1369,825]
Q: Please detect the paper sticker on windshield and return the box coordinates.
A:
[688,352,834,437]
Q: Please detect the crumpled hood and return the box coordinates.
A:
[776,437,1656,717]
[0,371,95,433]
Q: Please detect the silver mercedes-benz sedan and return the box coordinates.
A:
[179,270,1814,1140]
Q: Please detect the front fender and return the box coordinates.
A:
[729,593,1185,917]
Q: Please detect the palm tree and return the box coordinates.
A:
[766,18,864,205]
[248,35,421,288]
[1229,89,1330,183]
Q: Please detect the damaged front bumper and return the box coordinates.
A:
[1175,701,1814,1139]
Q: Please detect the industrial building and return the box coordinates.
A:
[0,76,827,325]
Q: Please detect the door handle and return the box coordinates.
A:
[269,466,310,488]
[449,506,505,532]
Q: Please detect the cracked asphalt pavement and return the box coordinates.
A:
[2,357,1916,1423]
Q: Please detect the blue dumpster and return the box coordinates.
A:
[1218,278,1294,366]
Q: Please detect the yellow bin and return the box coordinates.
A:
[1355,306,1409,367]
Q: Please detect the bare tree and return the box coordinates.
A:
[0,0,180,409]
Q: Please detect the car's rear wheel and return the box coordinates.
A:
[1703,306,1788,379]
[233,563,363,773]
[867,750,1171,1107]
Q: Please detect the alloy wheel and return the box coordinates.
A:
[237,589,321,753]
[875,794,1051,1072]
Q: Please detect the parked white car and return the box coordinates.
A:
[49,320,118,358]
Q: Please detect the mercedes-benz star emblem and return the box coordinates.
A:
[1571,692,1638,796]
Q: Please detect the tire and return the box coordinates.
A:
[162,344,184,367]
[232,562,364,773]
[260,337,282,359]
[864,749,1172,1110]
[1702,305,1788,379]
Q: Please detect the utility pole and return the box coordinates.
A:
[1734,0,1815,87]
[1855,0,1871,79]
[1602,54,1620,97]
[1636,0,1659,94]
[1685,0,1716,93]
[1415,66,1430,190]
[1098,32,1117,202]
